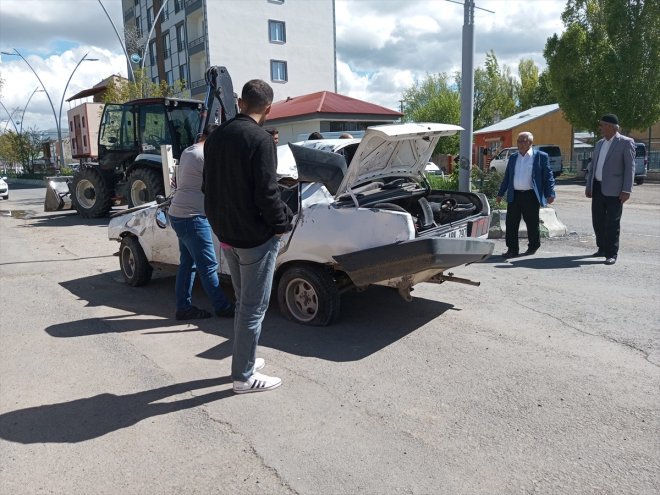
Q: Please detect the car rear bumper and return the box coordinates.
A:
[333,236,494,287]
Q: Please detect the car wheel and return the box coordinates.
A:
[71,167,112,218]
[128,168,164,208]
[277,264,340,326]
[119,235,153,287]
[635,177,644,185]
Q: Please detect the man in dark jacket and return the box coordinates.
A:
[496,131,556,258]
[204,79,292,394]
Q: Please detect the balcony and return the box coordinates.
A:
[185,0,202,13]
[190,79,206,97]
[188,35,205,56]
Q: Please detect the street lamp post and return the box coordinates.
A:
[19,87,44,135]
[0,100,20,133]
[97,0,135,81]
[1,49,97,167]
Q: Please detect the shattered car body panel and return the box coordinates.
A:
[109,123,494,326]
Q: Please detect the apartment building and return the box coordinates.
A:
[121,0,336,103]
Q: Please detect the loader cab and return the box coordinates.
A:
[98,98,202,171]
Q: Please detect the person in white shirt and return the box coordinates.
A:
[496,131,556,258]
[585,114,635,265]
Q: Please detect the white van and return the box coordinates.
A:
[488,147,517,173]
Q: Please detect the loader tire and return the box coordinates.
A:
[71,167,112,218]
[119,235,152,287]
[127,167,164,208]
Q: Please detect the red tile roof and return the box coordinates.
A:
[267,91,403,121]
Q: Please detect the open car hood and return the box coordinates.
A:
[335,123,462,195]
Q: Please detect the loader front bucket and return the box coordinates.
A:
[44,176,74,211]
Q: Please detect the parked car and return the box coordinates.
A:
[634,142,648,185]
[109,123,495,326]
[489,145,563,176]
[488,147,516,173]
[0,176,8,200]
[534,145,563,177]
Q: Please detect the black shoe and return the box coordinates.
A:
[502,251,519,259]
[592,250,605,257]
[604,257,617,265]
[215,304,235,318]
[522,248,538,256]
[176,306,212,321]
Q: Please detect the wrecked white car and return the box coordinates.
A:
[108,123,494,326]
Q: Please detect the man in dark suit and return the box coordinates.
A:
[496,131,556,258]
[585,114,635,265]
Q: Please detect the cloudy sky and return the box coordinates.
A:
[0,0,566,132]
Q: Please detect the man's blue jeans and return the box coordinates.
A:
[223,236,280,381]
[169,215,232,313]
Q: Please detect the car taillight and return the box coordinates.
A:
[468,217,490,237]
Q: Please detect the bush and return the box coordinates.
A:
[426,168,459,190]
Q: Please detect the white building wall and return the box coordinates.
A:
[205,0,336,103]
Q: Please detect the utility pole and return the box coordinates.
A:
[447,0,494,192]
[458,0,475,192]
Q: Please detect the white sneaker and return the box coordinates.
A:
[254,358,265,372]
[233,372,282,394]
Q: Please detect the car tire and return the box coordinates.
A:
[277,264,340,326]
[71,167,113,218]
[128,168,164,208]
[119,235,153,287]
[635,177,644,185]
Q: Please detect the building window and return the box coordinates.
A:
[176,23,186,52]
[174,0,182,13]
[83,135,87,148]
[149,40,157,66]
[179,63,188,85]
[268,0,285,4]
[147,6,153,31]
[268,20,286,43]
[135,15,142,38]
[166,70,174,86]
[69,121,73,132]
[270,60,287,82]
[162,32,170,59]
[134,0,139,5]
[82,116,86,128]
[152,76,159,84]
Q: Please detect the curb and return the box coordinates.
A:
[488,207,567,239]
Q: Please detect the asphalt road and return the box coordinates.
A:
[1,182,659,494]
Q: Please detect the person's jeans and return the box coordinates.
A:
[223,236,280,381]
[169,215,232,313]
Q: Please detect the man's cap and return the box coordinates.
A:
[600,114,619,126]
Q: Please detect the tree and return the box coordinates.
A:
[401,73,461,154]
[102,67,185,103]
[466,51,517,130]
[517,59,539,111]
[544,0,660,134]
[532,70,556,107]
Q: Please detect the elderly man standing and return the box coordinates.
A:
[585,114,635,265]
[496,131,556,258]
